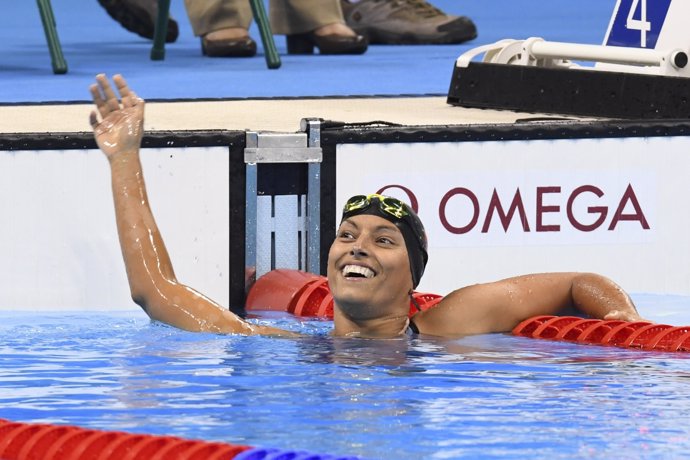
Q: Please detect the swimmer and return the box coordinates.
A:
[90,74,643,338]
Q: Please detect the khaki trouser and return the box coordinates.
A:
[184,0,345,36]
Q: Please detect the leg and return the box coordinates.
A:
[184,0,257,57]
[270,0,367,55]
[184,0,252,36]
[270,0,343,35]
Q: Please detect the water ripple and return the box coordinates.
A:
[1,311,690,459]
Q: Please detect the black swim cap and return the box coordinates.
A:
[341,194,428,288]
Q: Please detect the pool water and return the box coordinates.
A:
[2,295,690,459]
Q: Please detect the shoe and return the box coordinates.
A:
[340,0,477,45]
[201,36,257,57]
[286,32,368,55]
[97,0,178,43]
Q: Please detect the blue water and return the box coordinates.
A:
[2,296,690,459]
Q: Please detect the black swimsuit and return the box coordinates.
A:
[407,319,420,336]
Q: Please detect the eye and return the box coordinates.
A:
[338,230,355,240]
[377,236,395,245]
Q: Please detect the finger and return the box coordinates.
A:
[113,74,131,101]
[89,110,99,130]
[96,74,121,113]
[89,83,109,119]
[94,74,117,118]
[122,90,138,109]
[129,92,145,113]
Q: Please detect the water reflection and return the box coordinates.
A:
[1,311,690,459]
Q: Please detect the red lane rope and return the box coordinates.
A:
[245,269,442,318]
[0,418,251,460]
[246,271,690,352]
[512,316,690,352]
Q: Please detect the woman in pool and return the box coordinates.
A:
[90,73,643,338]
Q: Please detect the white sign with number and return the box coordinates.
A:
[604,0,688,50]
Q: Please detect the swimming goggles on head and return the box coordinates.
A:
[342,194,410,220]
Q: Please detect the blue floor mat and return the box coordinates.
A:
[1,0,615,103]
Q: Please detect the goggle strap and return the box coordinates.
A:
[409,292,423,312]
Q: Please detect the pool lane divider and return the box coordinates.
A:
[245,269,443,318]
[512,316,690,352]
[0,418,363,460]
[248,270,690,352]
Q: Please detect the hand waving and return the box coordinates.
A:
[89,74,145,159]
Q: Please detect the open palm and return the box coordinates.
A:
[89,74,145,159]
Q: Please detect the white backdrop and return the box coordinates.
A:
[336,137,690,297]
[0,147,229,311]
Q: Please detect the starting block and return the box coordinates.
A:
[448,0,690,119]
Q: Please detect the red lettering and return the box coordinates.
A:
[377,182,651,236]
[608,183,650,230]
[536,186,560,232]
[439,188,479,234]
[481,189,530,233]
[567,185,608,232]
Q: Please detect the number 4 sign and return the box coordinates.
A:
[605,0,672,49]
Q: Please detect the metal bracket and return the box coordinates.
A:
[302,118,322,275]
[244,131,322,164]
[244,120,323,284]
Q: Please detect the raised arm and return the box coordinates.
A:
[89,74,289,336]
[413,272,642,337]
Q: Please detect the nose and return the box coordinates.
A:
[350,235,370,257]
[351,245,368,257]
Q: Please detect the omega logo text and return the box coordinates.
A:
[378,184,650,235]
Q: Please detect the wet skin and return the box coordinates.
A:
[90,73,643,339]
[328,215,414,337]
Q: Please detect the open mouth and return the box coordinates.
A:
[342,264,376,279]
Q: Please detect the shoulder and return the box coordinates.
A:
[411,284,501,337]
[411,274,567,337]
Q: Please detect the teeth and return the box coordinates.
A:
[342,265,375,279]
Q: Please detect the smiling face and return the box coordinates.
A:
[327,214,413,321]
